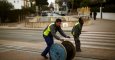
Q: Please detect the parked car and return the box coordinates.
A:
[41,12,48,16]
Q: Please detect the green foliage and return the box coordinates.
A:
[0,0,13,11]
[66,0,82,9]
[55,0,63,7]
[0,0,37,23]
[103,4,115,13]
[8,10,20,22]
[29,0,35,7]
[35,0,48,6]
[0,0,13,23]
[35,0,48,15]
[80,0,90,7]
[39,5,49,11]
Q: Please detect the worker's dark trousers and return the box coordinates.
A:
[94,16,96,20]
[41,35,54,56]
[73,35,81,51]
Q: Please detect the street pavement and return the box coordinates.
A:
[0,19,115,32]
[0,30,115,50]
[0,19,115,60]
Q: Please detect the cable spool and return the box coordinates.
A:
[50,41,76,60]
[50,43,67,60]
[62,41,76,60]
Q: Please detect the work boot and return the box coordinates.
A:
[41,54,48,59]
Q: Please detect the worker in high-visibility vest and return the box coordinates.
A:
[41,19,70,59]
[71,17,84,52]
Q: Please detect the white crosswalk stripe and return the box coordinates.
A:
[69,32,115,50]
[0,30,115,53]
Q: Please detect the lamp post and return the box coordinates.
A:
[71,0,74,14]
[36,6,39,21]
[100,0,106,19]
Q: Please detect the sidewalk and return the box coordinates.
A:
[82,19,115,32]
[0,19,115,32]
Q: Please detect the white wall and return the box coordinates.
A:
[97,12,115,20]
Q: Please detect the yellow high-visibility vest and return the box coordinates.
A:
[43,23,54,36]
[75,22,79,25]
[72,22,79,35]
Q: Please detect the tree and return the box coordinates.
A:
[36,0,48,6]
[106,0,115,4]
[73,0,82,9]
[28,0,36,7]
[66,0,82,9]
[80,0,90,7]
[35,0,48,14]
[43,6,50,11]
[28,0,36,14]
[67,1,72,9]
[55,0,63,7]
[49,2,54,10]
[0,0,13,23]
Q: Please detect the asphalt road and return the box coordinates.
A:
[0,29,71,42]
[0,29,115,60]
[0,29,115,50]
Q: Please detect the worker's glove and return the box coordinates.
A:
[66,36,70,38]
[60,38,64,42]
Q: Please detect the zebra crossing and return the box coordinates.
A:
[0,30,115,53]
[68,32,115,50]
